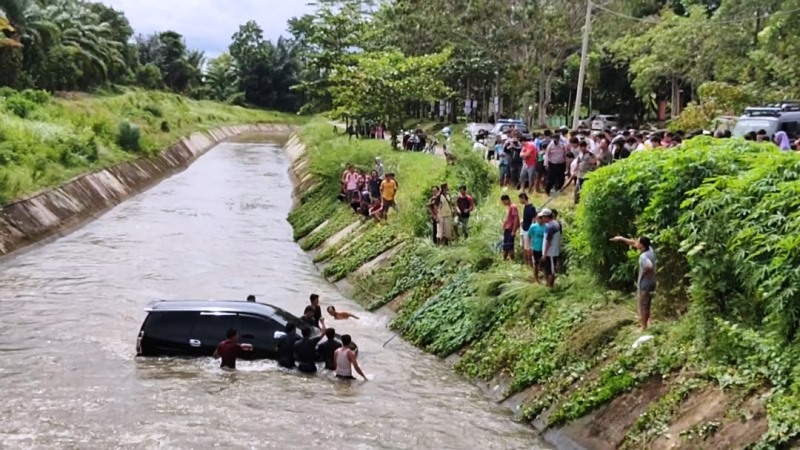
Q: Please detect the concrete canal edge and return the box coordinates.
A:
[283,135,591,450]
[0,123,295,258]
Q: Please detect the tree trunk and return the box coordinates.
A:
[670,77,680,120]
[537,71,552,128]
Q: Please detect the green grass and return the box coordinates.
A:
[0,87,301,203]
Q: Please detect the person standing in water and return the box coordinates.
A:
[326,305,360,320]
[246,295,256,302]
[309,294,322,327]
[317,328,342,371]
[213,328,253,370]
[334,335,367,381]
[276,322,301,369]
[294,318,326,373]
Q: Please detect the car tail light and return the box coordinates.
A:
[136,330,144,355]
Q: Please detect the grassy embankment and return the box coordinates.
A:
[289,117,800,449]
[0,87,301,203]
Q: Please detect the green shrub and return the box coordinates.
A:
[117,121,142,152]
[683,152,800,340]
[143,104,163,117]
[4,95,38,118]
[19,89,50,105]
[574,137,761,296]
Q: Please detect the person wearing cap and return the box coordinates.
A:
[500,194,520,260]
[455,185,475,239]
[540,208,562,287]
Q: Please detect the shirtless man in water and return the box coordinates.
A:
[326,305,360,320]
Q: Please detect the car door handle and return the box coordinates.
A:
[189,339,201,347]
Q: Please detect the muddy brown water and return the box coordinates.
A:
[0,140,548,449]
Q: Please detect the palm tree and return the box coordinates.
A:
[205,53,241,101]
[0,0,58,47]
[42,0,124,81]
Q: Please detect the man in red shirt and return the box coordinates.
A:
[501,194,520,260]
[213,328,253,370]
[520,141,538,194]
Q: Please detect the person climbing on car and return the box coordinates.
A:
[294,318,327,374]
[277,322,301,369]
[213,328,253,370]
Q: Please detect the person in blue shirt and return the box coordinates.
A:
[527,213,547,284]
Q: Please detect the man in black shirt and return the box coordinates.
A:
[309,294,322,327]
[519,193,537,268]
[316,327,342,371]
[294,318,326,373]
[300,306,318,329]
[276,322,301,369]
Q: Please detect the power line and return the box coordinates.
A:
[591,1,800,26]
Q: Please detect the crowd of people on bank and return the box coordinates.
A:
[486,124,674,331]
[213,294,368,380]
[338,158,399,222]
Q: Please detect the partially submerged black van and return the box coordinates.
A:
[136,300,311,360]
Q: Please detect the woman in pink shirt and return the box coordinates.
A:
[344,168,359,202]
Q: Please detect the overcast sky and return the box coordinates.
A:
[100,0,317,58]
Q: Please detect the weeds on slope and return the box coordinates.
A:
[0,87,296,203]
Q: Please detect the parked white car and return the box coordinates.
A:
[590,114,619,131]
[464,122,494,141]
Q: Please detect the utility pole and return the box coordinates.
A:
[571,0,593,130]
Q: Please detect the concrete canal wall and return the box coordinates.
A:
[0,124,294,257]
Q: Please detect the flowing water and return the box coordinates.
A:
[0,139,547,450]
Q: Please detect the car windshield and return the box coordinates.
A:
[732,118,778,138]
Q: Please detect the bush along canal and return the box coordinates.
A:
[288,118,800,450]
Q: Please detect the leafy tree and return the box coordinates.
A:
[329,49,452,147]
[289,2,370,112]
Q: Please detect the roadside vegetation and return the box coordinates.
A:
[291,118,800,448]
[0,88,297,203]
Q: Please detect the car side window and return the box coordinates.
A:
[144,312,194,341]
[780,120,799,138]
[238,314,282,348]
[191,313,240,345]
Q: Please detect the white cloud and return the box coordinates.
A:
[100,0,316,56]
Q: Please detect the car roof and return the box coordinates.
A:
[145,300,297,318]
